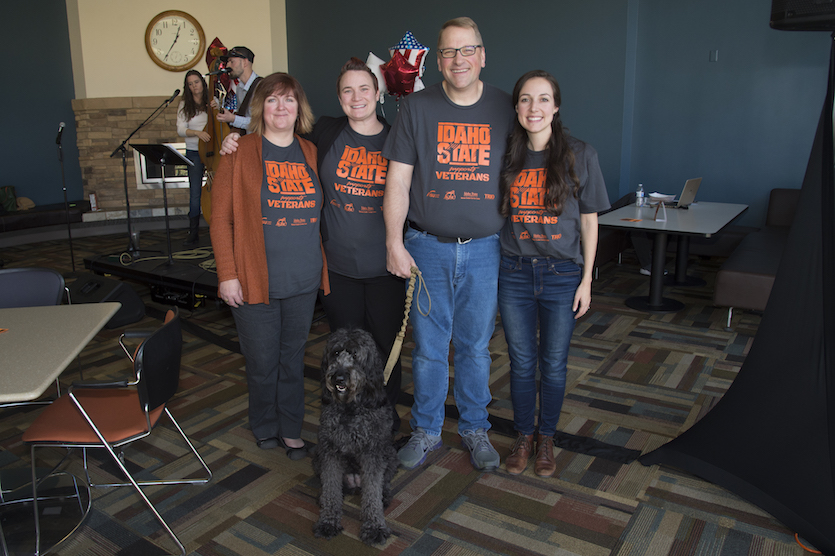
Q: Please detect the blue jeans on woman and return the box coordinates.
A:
[404,227,500,437]
[498,255,581,437]
[185,150,204,219]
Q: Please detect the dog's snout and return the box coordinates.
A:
[331,370,349,393]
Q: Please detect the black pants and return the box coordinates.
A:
[232,291,318,441]
[321,271,406,432]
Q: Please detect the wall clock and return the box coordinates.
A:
[145,10,205,72]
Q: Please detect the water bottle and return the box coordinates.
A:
[635,183,645,207]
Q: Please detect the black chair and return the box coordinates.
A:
[22,308,212,555]
[0,267,72,552]
[0,267,65,309]
[0,267,67,406]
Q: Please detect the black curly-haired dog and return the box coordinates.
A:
[313,328,399,545]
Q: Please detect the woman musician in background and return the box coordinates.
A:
[176,70,210,246]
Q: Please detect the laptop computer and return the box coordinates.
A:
[675,177,702,208]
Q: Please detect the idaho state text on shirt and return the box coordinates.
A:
[509,168,559,225]
[434,122,492,184]
[334,146,388,200]
[263,160,318,226]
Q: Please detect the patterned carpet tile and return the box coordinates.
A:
[0,236,816,555]
[616,470,804,556]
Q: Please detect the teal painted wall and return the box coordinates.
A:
[287,0,830,226]
[629,0,829,225]
[5,1,83,206]
[286,0,628,204]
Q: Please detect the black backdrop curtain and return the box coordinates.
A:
[640,36,835,555]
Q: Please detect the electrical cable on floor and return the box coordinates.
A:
[119,246,216,267]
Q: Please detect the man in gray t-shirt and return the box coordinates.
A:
[383,17,514,472]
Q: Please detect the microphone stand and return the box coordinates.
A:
[57,131,77,275]
[110,92,178,261]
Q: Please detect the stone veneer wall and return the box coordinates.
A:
[72,96,190,218]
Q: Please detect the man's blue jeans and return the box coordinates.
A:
[404,227,500,437]
[498,255,581,437]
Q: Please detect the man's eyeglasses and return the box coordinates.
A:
[438,45,482,58]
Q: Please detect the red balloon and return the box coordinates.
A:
[205,38,234,92]
[381,51,420,99]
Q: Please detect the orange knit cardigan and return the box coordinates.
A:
[210,133,329,304]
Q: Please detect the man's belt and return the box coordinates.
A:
[408,221,472,244]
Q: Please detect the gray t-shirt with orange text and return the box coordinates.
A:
[383,82,514,239]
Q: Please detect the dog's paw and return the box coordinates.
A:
[345,473,362,490]
[360,522,391,545]
[313,519,343,539]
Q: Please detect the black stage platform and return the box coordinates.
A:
[84,235,218,308]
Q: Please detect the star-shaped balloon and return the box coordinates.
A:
[387,31,428,97]
[368,31,429,101]
[381,51,421,99]
[366,52,388,98]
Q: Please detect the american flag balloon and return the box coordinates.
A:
[389,31,428,90]
[383,31,429,97]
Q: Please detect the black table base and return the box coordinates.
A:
[625,231,686,313]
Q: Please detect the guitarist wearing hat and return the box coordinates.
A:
[212,46,262,135]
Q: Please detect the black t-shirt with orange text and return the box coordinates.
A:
[261,137,323,298]
[320,126,388,278]
[383,82,514,239]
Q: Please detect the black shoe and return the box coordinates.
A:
[256,437,279,450]
[278,437,308,460]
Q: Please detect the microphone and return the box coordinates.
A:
[205,68,231,76]
[55,122,65,145]
[165,89,181,105]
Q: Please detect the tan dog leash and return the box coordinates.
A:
[384,266,429,385]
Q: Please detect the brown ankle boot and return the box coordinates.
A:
[505,433,533,475]
[534,433,556,477]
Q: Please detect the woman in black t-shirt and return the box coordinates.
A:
[312,58,405,435]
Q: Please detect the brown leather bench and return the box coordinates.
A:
[713,188,800,329]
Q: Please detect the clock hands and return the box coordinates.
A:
[162,23,182,62]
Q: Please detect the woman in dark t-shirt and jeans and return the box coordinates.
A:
[498,70,610,477]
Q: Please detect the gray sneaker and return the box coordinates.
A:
[398,429,442,469]
[460,429,500,471]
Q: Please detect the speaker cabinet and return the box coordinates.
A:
[67,273,145,329]
[771,0,835,31]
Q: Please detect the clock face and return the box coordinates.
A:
[145,11,205,72]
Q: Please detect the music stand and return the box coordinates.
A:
[110,93,178,260]
[130,144,192,271]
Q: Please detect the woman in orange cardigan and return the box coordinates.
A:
[211,73,321,459]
